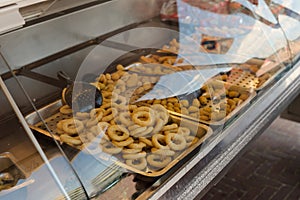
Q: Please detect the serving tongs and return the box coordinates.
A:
[59,72,103,113]
[16,69,103,113]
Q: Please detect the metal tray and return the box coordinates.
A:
[168,83,256,126]
[111,119,212,177]
[224,66,286,91]
[25,100,72,145]
[25,100,213,177]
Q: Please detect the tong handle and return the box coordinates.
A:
[57,71,73,85]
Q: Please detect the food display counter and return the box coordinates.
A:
[0,0,299,199]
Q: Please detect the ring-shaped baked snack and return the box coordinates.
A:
[100,102,111,110]
[56,120,64,130]
[151,104,169,124]
[62,118,84,135]
[99,134,110,144]
[152,118,165,135]
[132,111,154,127]
[122,151,146,160]
[152,134,169,149]
[165,133,187,151]
[162,123,178,132]
[90,108,104,121]
[185,136,199,146]
[75,112,90,120]
[59,105,72,115]
[147,154,172,168]
[101,142,123,154]
[114,104,127,111]
[135,106,154,113]
[151,104,167,114]
[125,157,147,170]
[119,112,133,127]
[164,129,178,135]
[112,137,134,147]
[128,124,140,131]
[90,125,103,137]
[134,127,154,137]
[128,105,138,113]
[128,141,146,149]
[89,122,110,137]
[97,122,110,133]
[159,112,169,125]
[85,131,98,142]
[102,114,115,123]
[60,134,82,146]
[177,127,191,137]
[102,108,117,122]
[139,137,153,147]
[86,118,98,128]
[105,107,115,116]
[130,126,147,137]
[133,106,155,121]
[122,148,142,154]
[56,127,65,135]
[107,125,129,141]
[85,142,102,155]
[112,94,127,105]
[151,148,175,156]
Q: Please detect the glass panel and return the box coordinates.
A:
[270,0,300,62]
[0,58,87,199]
[0,77,85,200]
[0,44,128,198]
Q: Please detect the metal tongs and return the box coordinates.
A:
[58,72,103,113]
[17,69,103,113]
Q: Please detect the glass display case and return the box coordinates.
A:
[0,0,299,199]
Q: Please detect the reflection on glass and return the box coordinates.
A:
[273,0,300,15]
[137,66,232,101]
[232,0,277,24]
[174,0,289,67]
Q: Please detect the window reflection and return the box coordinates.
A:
[174,0,288,65]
